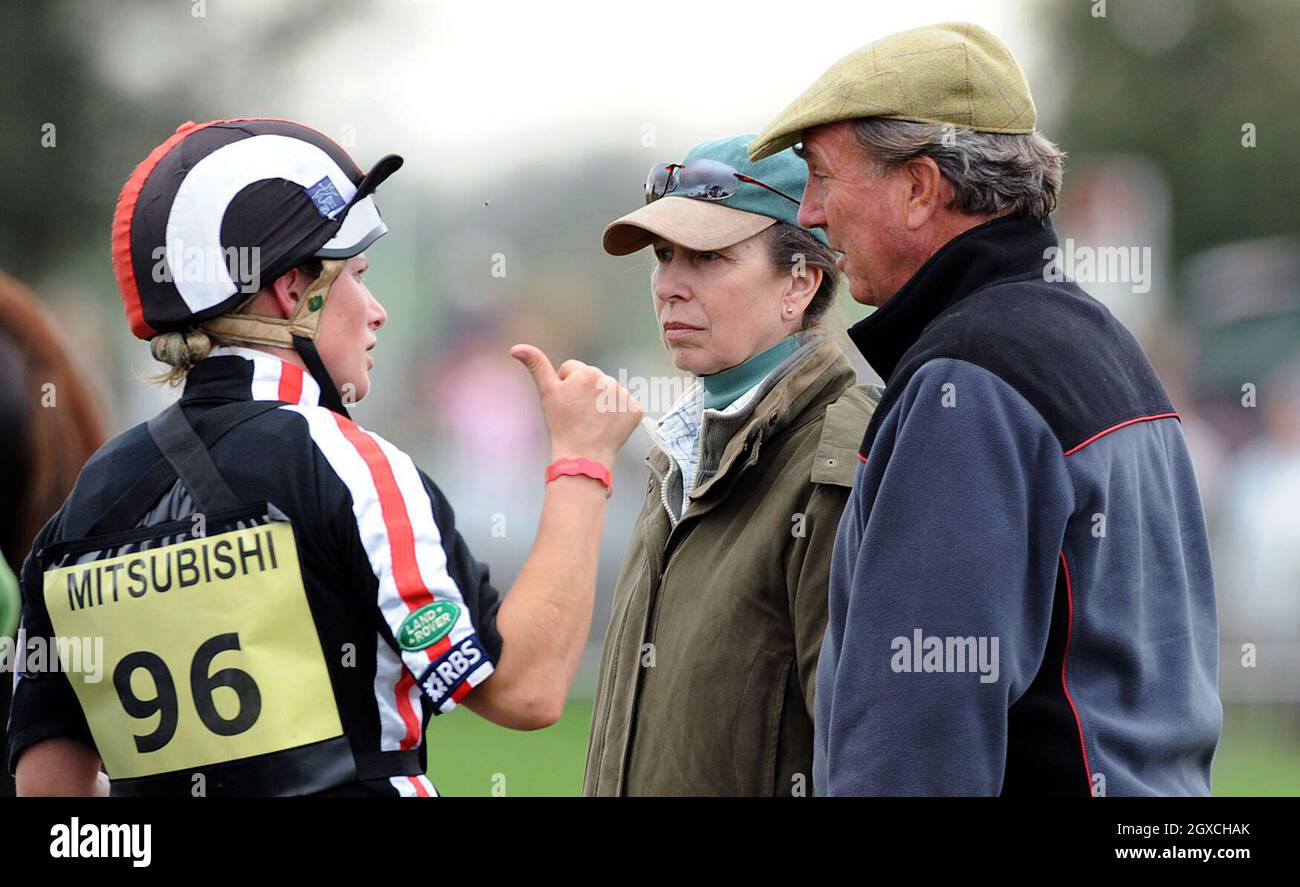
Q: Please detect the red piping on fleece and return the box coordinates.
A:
[1064,413,1179,456]
[1058,550,1095,796]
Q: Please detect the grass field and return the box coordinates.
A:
[425,698,1300,797]
[426,697,593,796]
[1210,704,1300,797]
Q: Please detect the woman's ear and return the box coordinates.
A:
[267,267,306,319]
[784,261,823,316]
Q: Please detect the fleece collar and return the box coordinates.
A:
[848,214,1059,383]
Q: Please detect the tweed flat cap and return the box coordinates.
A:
[750,22,1036,161]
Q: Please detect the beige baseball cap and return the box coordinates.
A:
[749,22,1037,161]
[603,134,824,256]
[603,197,777,256]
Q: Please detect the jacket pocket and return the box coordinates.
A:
[729,648,793,795]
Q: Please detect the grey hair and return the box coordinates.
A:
[852,118,1065,222]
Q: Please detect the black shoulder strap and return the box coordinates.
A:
[89,400,285,535]
[147,402,240,515]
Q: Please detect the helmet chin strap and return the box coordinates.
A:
[202,258,351,417]
[291,334,349,417]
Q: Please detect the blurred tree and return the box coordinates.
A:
[1042,0,1299,267]
[0,1,146,277]
[0,0,355,279]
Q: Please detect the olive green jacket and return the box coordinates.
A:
[583,339,878,795]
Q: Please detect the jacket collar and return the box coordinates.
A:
[652,338,857,509]
[848,213,1059,383]
[180,345,323,407]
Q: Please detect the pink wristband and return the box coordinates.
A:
[546,458,613,497]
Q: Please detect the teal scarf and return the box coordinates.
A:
[699,335,800,410]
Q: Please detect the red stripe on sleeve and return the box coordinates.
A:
[393,669,422,750]
[329,412,434,616]
[425,635,453,660]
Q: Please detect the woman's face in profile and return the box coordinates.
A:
[650,232,795,376]
[315,253,387,403]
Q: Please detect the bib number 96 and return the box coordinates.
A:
[113,632,262,754]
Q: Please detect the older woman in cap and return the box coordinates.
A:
[583,135,877,796]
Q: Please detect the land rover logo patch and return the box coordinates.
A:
[398,600,460,651]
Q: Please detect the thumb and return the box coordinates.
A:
[510,343,558,391]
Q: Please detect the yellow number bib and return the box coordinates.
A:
[43,519,343,780]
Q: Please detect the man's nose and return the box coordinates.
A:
[798,190,826,231]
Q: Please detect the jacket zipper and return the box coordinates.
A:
[659,459,680,529]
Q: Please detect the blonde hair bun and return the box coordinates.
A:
[148,329,216,386]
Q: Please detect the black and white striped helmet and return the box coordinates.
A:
[112,118,402,340]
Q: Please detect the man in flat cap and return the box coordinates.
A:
[752,22,1220,796]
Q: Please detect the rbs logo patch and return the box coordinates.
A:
[419,636,486,708]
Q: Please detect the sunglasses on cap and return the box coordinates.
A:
[645,159,801,206]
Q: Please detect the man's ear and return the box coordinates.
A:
[901,155,947,231]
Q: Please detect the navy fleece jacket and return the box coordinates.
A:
[814,215,1220,797]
